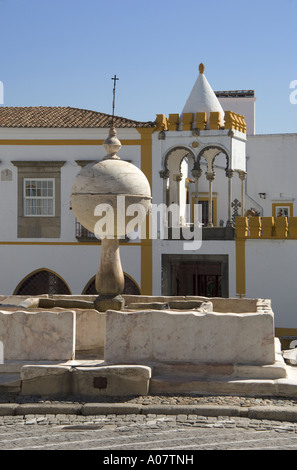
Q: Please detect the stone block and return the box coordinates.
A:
[75,309,105,356]
[283,348,297,365]
[0,310,75,361]
[105,309,275,365]
[72,365,151,397]
[21,365,72,397]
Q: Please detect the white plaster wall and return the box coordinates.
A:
[245,239,297,328]
[231,137,247,172]
[0,161,17,240]
[0,128,142,243]
[218,96,256,135]
[0,243,141,295]
[246,134,297,216]
[0,126,143,295]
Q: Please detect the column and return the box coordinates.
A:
[206,171,215,227]
[175,173,182,226]
[191,167,202,205]
[159,169,170,226]
[191,167,202,225]
[238,171,247,217]
[226,169,234,226]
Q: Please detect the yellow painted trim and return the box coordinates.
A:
[209,112,221,130]
[137,128,154,295]
[248,216,261,238]
[275,327,297,349]
[288,217,297,238]
[155,114,168,131]
[236,215,297,239]
[182,113,194,131]
[272,202,293,218]
[0,139,141,146]
[195,112,207,130]
[235,217,247,297]
[235,239,246,297]
[13,267,72,295]
[168,114,179,131]
[276,327,297,336]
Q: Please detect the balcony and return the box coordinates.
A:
[75,220,98,242]
[75,220,131,243]
[165,225,235,241]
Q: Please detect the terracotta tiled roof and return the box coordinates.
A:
[0,106,155,129]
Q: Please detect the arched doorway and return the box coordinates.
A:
[14,269,71,295]
[82,273,141,295]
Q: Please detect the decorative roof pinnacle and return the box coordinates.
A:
[103,74,122,160]
[199,63,205,74]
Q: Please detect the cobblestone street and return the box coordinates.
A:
[2,411,297,451]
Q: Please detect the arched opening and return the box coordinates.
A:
[82,273,141,295]
[161,146,195,227]
[14,269,71,295]
[196,145,231,227]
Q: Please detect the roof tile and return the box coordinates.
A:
[0,106,155,129]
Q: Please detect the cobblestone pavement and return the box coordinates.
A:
[0,394,297,450]
[2,392,297,407]
[1,412,297,450]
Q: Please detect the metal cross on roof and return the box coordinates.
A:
[111,74,119,124]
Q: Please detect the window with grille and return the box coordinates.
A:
[24,178,55,216]
[83,275,140,295]
[15,269,70,295]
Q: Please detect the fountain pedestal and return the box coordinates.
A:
[70,126,151,311]
[94,238,125,312]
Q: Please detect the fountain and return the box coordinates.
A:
[70,125,151,312]
[1,80,297,400]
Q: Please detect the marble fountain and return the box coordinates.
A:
[1,126,297,399]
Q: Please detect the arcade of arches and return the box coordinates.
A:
[160,144,246,229]
[159,144,245,298]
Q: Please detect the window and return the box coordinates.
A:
[12,160,65,238]
[24,179,55,216]
[14,269,71,295]
[272,202,293,219]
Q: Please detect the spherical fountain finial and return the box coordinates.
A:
[103,126,122,160]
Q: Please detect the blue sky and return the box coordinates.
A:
[0,0,297,134]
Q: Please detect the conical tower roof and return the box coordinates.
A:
[181,63,225,129]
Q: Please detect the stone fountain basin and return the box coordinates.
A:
[104,306,275,366]
[0,295,274,366]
